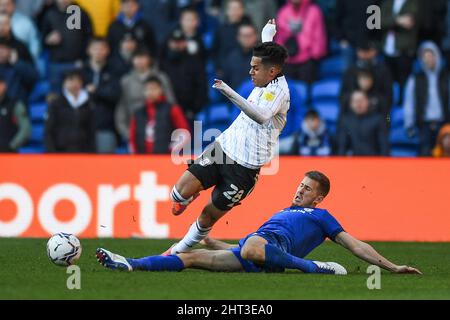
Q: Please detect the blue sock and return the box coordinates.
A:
[264,244,318,273]
[127,255,185,272]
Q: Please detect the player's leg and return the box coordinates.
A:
[179,249,244,272]
[240,236,347,275]
[171,143,221,216]
[171,171,203,216]
[97,248,243,272]
[169,200,229,254]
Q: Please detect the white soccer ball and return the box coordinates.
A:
[46,233,82,266]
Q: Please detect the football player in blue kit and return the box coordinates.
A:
[96,171,422,275]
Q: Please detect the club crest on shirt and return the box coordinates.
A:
[263,91,275,102]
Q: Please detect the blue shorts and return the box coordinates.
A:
[229,231,287,273]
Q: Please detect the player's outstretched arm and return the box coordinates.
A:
[335,232,422,274]
[212,79,279,124]
[261,19,276,43]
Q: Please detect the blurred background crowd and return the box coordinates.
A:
[1,0,450,158]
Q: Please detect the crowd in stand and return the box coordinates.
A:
[0,0,450,158]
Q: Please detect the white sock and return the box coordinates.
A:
[171,219,211,254]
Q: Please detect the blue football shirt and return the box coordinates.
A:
[241,206,345,259]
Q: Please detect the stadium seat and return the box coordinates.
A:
[29,102,47,123]
[313,100,340,123]
[312,79,341,100]
[288,80,308,104]
[390,106,404,128]
[393,82,401,106]
[389,126,420,147]
[29,80,50,104]
[390,147,419,157]
[195,110,207,123]
[30,123,45,144]
[19,145,45,154]
[319,56,345,79]
[207,103,231,124]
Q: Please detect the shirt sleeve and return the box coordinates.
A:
[320,210,345,241]
[216,81,285,124]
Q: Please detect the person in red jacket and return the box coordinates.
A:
[129,76,190,154]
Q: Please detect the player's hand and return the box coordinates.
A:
[394,265,422,275]
[262,19,277,42]
[212,79,228,91]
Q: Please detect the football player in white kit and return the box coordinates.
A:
[165,19,290,255]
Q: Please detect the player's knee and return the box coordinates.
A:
[240,245,264,263]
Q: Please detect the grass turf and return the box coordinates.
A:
[0,239,449,300]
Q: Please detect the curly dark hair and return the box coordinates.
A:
[253,42,289,67]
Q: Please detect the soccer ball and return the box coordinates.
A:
[46,233,82,266]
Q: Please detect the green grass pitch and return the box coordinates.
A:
[1,239,449,300]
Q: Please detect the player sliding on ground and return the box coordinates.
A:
[162,19,290,255]
[96,171,422,275]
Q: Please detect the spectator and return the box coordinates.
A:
[222,22,258,89]
[0,12,33,64]
[115,49,176,141]
[160,29,208,122]
[211,0,252,76]
[0,39,38,102]
[417,0,447,45]
[107,0,156,57]
[14,0,45,19]
[335,0,382,70]
[0,0,41,65]
[340,68,390,119]
[280,109,331,156]
[75,0,121,37]
[381,0,420,104]
[442,0,450,67]
[82,38,121,153]
[42,0,93,93]
[243,0,278,33]
[341,40,393,111]
[0,75,30,152]
[432,124,450,157]
[179,6,206,61]
[276,0,327,85]
[44,69,95,153]
[139,0,179,45]
[404,41,450,156]
[109,32,138,77]
[129,76,190,154]
[337,90,390,156]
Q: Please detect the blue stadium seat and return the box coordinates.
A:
[319,56,345,79]
[202,30,214,51]
[393,82,401,106]
[390,106,404,128]
[288,80,308,104]
[207,103,231,124]
[29,80,50,104]
[389,126,420,147]
[30,123,45,144]
[390,147,419,157]
[312,79,341,100]
[313,100,339,123]
[195,110,207,124]
[19,145,45,154]
[29,102,47,123]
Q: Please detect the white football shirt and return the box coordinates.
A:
[216,75,290,169]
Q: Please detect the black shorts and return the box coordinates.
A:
[187,142,260,211]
